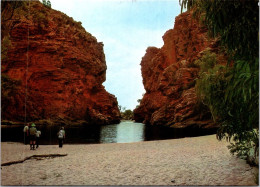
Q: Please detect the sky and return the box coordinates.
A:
[51,0,181,110]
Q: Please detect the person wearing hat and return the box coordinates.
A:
[29,123,37,150]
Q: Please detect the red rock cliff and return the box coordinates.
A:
[1,1,120,125]
[134,11,221,129]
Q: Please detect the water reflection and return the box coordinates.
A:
[100,121,145,143]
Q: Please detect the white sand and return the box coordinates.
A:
[1,134,258,186]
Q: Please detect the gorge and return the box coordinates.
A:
[1,1,258,186]
[3,1,222,131]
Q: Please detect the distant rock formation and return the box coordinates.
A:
[134,11,223,129]
[1,1,120,125]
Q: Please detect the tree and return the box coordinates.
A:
[118,105,122,112]
[192,0,259,165]
[46,0,51,8]
[179,0,194,13]
[121,109,133,120]
[42,0,51,8]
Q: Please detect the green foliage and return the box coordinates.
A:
[195,50,217,72]
[1,34,11,61]
[46,0,51,8]
[195,51,259,165]
[222,59,259,133]
[181,0,258,64]
[195,51,228,122]
[193,0,258,64]
[190,0,259,165]
[228,129,259,166]
[179,0,195,13]
[120,109,133,120]
[119,105,126,113]
[42,0,51,8]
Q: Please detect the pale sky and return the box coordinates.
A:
[51,0,181,110]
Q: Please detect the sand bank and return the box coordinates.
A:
[1,135,258,186]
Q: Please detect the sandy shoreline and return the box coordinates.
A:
[1,134,258,186]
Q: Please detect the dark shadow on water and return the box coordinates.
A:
[144,124,217,141]
[1,121,217,145]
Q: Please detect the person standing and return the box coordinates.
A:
[23,123,29,145]
[57,127,65,148]
[29,123,37,150]
[35,130,41,148]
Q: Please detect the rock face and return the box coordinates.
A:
[134,11,221,129]
[1,1,120,125]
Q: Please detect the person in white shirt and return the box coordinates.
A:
[36,130,41,148]
[23,123,29,145]
[57,127,65,148]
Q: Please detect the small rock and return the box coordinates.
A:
[171,179,175,183]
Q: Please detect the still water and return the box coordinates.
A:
[1,121,216,144]
[100,121,145,143]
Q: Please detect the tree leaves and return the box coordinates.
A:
[189,0,259,163]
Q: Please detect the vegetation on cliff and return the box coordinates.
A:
[181,0,259,165]
[42,0,51,8]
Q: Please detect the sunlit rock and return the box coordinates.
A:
[134,11,222,129]
[1,1,120,125]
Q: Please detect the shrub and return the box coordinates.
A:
[183,0,259,166]
[195,51,259,165]
[228,129,259,166]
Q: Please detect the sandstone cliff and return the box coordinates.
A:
[134,11,223,129]
[1,1,120,125]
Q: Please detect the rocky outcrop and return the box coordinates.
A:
[134,11,223,129]
[1,1,120,125]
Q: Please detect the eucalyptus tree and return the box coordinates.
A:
[180,0,259,164]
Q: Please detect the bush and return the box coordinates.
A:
[228,129,259,166]
[195,51,259,165]
[187,0,259,166]
[195,51,227,122]
[121,109,133,120]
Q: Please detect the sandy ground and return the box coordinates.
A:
[1,134,258,186]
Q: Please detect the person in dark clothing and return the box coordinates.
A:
[57,127,65,148]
